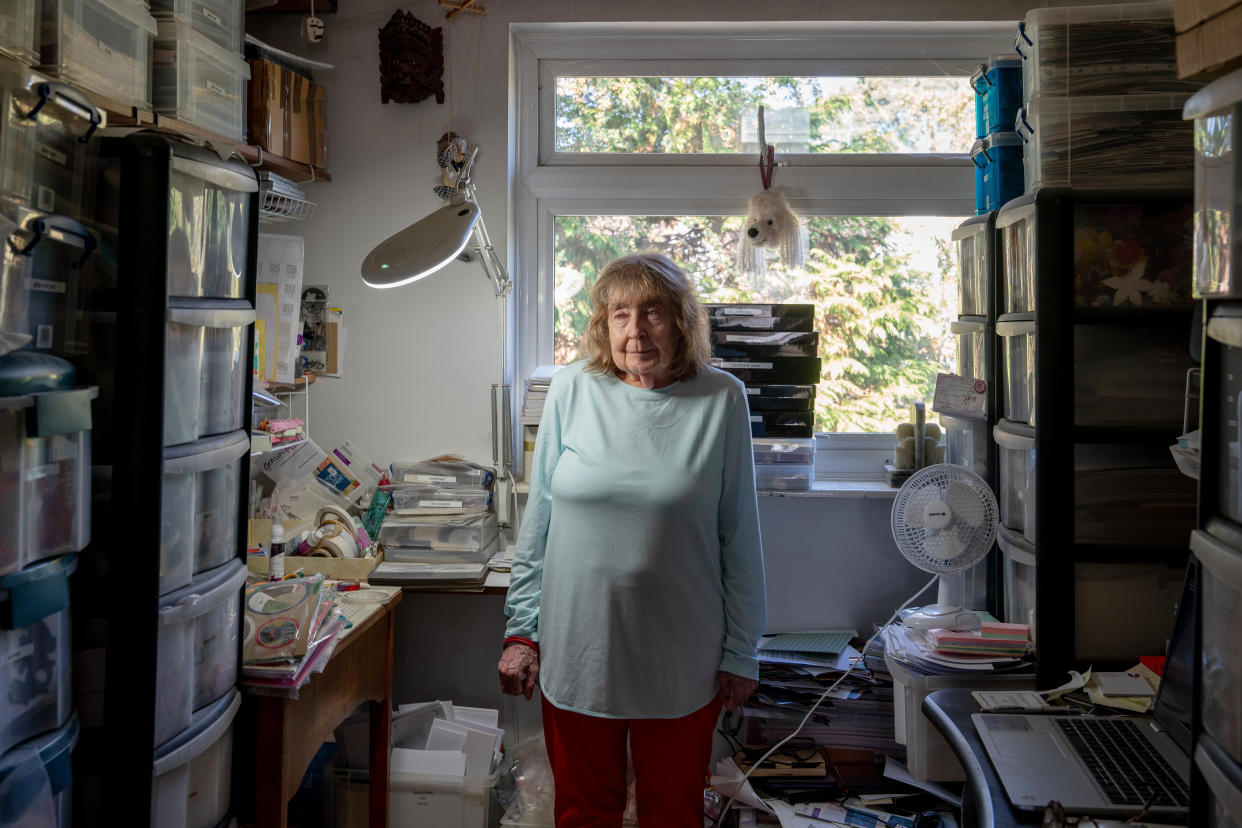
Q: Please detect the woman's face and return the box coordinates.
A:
[608,295,681,389]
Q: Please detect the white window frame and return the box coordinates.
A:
[509,22,1015,479]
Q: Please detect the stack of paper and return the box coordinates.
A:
[881,619,1032,674]
[336,701,504,780]
[260,417,304,446]
[241,573,349,693]
[521,365,563,420]
[367,561,489,590]
[926,622,1031,657]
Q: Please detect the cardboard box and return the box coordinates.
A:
[247,518,383,581]
[1174,0,1242,31]
[247,58,326,168]
[1177,3,1242,77]
[288,74,326,168]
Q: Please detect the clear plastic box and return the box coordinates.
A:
[0,0,39,63]
[1191,530,1242,765]
[1015,2,1193,100]
[951,318,987,381]
[1000,206,1035,314]
[160,431,248,595]
[385,532,500,565]
[0,713,78,828]
[1074,444,1195,545]
[970,131,1022,214]
[380,512,499,554]
[1016,93,1194,192]
[755,462,812,491]
[391,485,492,516]
[151,689,239,828]
[152,20,250,141]
[39,0,158,108]
[332,762,502,828]
[1074,324,1195,426]
[0,554,75,757]
[997,318,1035,425]
[149,0,243,53]
[163,304,255,447]
[389,460,494,488]
[994,420,1036,543]
[1194,736,1242,828]
[952,214,991,317]
[167,164,255,298]
[154,559,246,749]
[970,55,1021,137]
[997,524,1036,628]
[1184,67,1242,299]
[941,413,989,479]
[752,437,814,465]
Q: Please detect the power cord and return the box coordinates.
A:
[712,573,940,826]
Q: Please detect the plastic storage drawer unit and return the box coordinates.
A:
[752,437,815,465]
[970,132,1022,214]
[0,64,104,219]
[163,303,255,447]
[0,0,39,63]
[0,378,93,576]
[1016,93,1194,192]
[0,554,75,757]
[1014,2,1192,99]
[380,512,499,555]
[970,55,1021,138]
[999,206,1035,314]
[952,318,988,381]
[953,213,994,318]
[1184,67,1242,299]
[997,524,1036,629]
[154,559,246,749]
[160,431,248,596]
[995,419,1036,542]
[166,158,256,298]
[39,0,158,108]
[385,533,500,565]
[389,460,493,488]
[151,689,240,828]
[1191,530,1242,765]
[1209,307,1242,525]
[941,413,989,478]
[149,0,243,53]
[152,21,250,142]
[391,484,492,516]
[996,317,1035,425]
[0,714,78,828]
[1194,734,1242,827]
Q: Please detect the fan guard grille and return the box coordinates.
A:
[890,464,999,574]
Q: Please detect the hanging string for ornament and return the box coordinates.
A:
[757,105,777,190]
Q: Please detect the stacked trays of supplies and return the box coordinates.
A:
[0,714,79,828]
[706,304,819,489]
[39,0,158,109]
[386,459,495,519]
[152,21,251,141]
[994,186,1197,685]
[148,0,244,53]
[381,512,500,564]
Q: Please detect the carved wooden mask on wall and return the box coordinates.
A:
[378,10,445,104]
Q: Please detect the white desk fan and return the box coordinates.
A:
[890,463,998,631]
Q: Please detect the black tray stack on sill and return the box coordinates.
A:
[706,303,819,492]
[992,187,1197,688]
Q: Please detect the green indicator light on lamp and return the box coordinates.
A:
[380,263,390,269]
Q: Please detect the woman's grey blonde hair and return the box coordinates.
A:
[582,253,711,380]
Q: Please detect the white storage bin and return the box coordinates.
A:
[151,689,239,828]
[0,384,92,576]
[154,559,246,749]
[941,413,989,479]
[163,304,255,447]
[0,63,104,219]
[1074,561,1182,662]
[996,318,1035,425]
[332,762,502,828]
[999,206,1035,314]
[1074,324,1194,426]
[149,0,243,53]
[389,460,494,488]
[160,431,248,595]
[0,713,78,828]
[1191,530,1242,764]
[953,214,992,317]
[385,532,500,565]
[997,524,1036,629]
[1074,443,1195,545]
[752,436,815,465]
[391,484,492,516]
[1185,67,1242,299]
[0,554,75,757]
[152,21,249,141]
[167,159,256,299]
[1195,736,1242,828]
[885,651,1034,782]
[951,318,988,381]
[994,419,1036,543]
[380,512,498,555]
[755,462,812,491]
[1017,93,1194,192]
[0,0,39,62]
[39,0,157,108]
[1014,2,1190,100]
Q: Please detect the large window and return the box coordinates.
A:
[512,25,1012,456]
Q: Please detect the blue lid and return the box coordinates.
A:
[0,352,75,397]
[0,715,78,820]
[10,715,78,797]
[0,555,76,630]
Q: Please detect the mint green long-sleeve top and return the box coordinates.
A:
[503,361,767,719]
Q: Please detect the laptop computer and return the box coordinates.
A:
[971,563,1196,818]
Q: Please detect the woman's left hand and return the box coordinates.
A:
[718,671,759,712]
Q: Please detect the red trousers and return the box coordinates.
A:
[541,694,722,828]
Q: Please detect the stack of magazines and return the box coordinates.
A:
[241,573,346,694]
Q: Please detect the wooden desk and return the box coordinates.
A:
[241,589,403,828]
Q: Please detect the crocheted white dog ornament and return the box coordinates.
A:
[737,186,808,276]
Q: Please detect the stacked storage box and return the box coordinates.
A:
[706,304,818,491]
[970,56,1023,213]
[381,460,498,563]
[1013,1,1199,192]
[147,0,247,140]
[39,0,158,109]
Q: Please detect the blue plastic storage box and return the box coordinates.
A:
[970,132,1023,213]
[971,56,1022,137]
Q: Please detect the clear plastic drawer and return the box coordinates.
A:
[752,437,814,465]
[997,318,1035,426]
[1185,67,1242,299]
[152,21,250,141]
[953,214,992,317]
[951,318,988,382]
[941,413,988,479]
[755,462,812,491]
[149,0,243,53]
[380,512,499,554]
[163,303,254,447]
[167,158,255,299]
[995,419,1036,543]
[390,485,492,516]
[39,0,157,108]
[997,524,1035,629]
[389,460,493,489]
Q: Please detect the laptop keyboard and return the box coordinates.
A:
[1055,718,1189,808]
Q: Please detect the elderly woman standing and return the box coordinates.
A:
[498,252,767,828]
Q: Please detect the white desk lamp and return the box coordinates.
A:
[360,148,514,523]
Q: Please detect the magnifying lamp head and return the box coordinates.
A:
[361,199,482,288]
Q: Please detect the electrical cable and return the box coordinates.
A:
[711,572,941,826]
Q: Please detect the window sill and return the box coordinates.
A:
[759,479,898,499]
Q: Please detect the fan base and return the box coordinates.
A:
[902,606,981,632]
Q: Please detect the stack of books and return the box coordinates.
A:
[926,621,1031,658]
[260,417,304,446]
[241,573,347,692]
[521,364,561,422]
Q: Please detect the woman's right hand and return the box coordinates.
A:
[498,642,540,699]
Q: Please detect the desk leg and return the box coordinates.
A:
[255,696,290,828]
[368,607,396,828]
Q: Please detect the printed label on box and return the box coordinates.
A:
[718,361,772,369]
[26,278,65,294]
[721,308,762,316]
[746,388,759,395]
[201,5,223,26]
[36,185,55,212]
[419,500,463,508]
[35,325,52,349]
[34,142,67,167]
[406,474,457,484]
[726,334,764,342]
[206,80,227,98]
[750,415,761,422]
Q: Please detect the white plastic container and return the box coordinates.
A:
[151,689,240,828]
[160,431,248,595]
[148,0,243,53]
[390,485,492,516]
[152,21,250,141]
[996,318,1035,425]
[1194,736,1242,828]
[884,651,1034,782]
[994,419,1036,543]
[941,413,989,479]
[1014,2,1189,100]
[0,387,92,576]
[1191,530,1242,765]
[163,304,255,447]
[1074,325,1195,426]
[1184,67,1242,299]
[380,512,499,555]
[167,159,256,299]
[0,554,75,757]
[0,0,39,62]
[0,713,78,828]
[755,462,813,491]
[154,558,246,749]
[1074,443,1195,545]
[1016,93,1194,192]
[389,460,494,488]
[953,214,992,317]
[332,762,502,828]
[997,524,1036,629]
[752,437,815,465]
[39,0,158,108]
[951,318,988,381]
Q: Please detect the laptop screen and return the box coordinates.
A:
[1153,560,1197,756]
